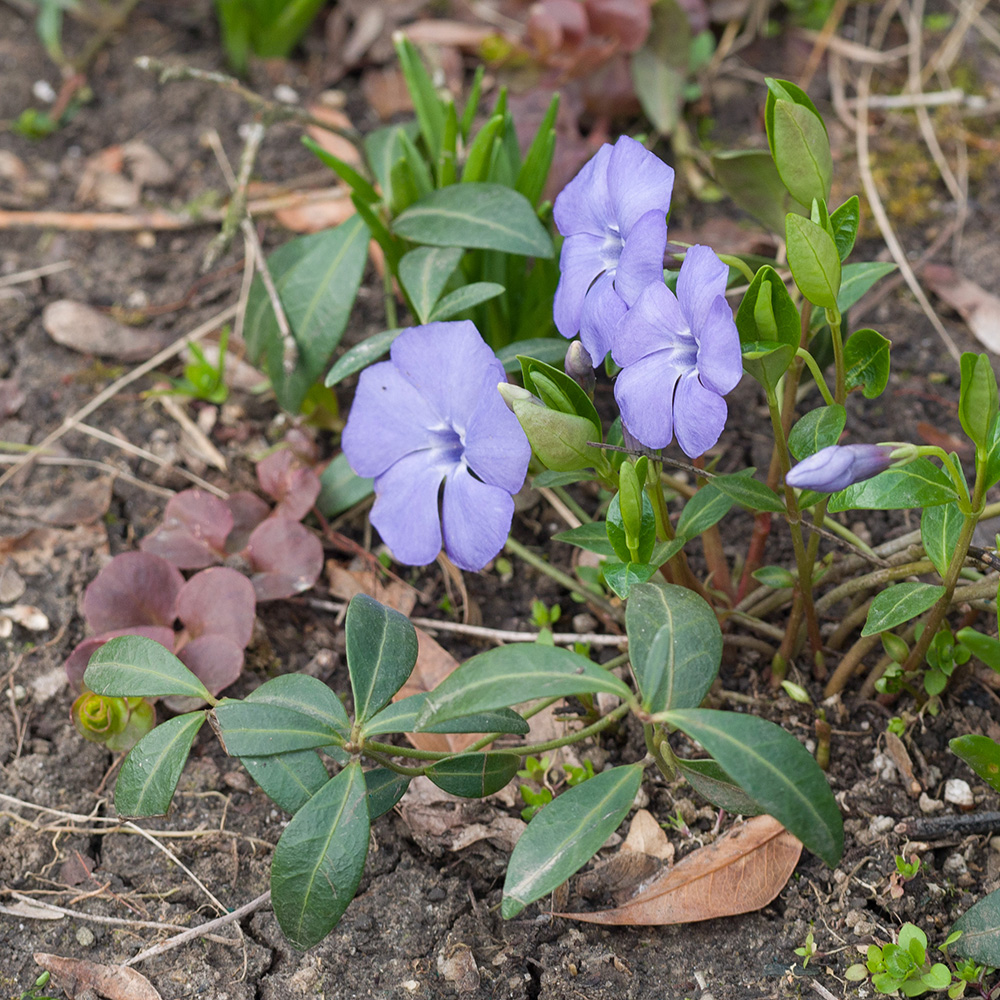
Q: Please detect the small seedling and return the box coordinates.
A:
[19,971,59,1000]
[846,924,952,996]
[794,930,817,969]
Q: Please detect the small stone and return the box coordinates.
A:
[919,792,944,814]
[273,85,299,104]
[33,79,56,103]
[870,815,895,835]
[944,778,974,810]
[844,909,863,928]
[853,919,876,937]
[943,854,968,878]
[75,925,95,946]
[989,836,1000,854]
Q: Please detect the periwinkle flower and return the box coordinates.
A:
[785,444,894,493]
[612,245,742,457]
[553,135,675,364]
[342,322,530,572]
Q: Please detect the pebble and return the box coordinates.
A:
[853,919,877,937]
[870,815,895,836]
[273,84,299,104]
[943,854,968,878]
[944,778,974,809]
[919,792,944,814]
[76,926,95,946]
[990,836,1000,854]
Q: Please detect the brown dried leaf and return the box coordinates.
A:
[402,19,497,50]
[305,103,362,167]
[574,850,665,905]
[38,475,113,526]
[34,953,162,1000]
[42,301,170,361]
[884,731,922,797]
[924,264,1000,353]
[275,193,355,233]
[557,814,802,925]
[621,807,675,861]
[362,66,413,121]
[326,563,417,616]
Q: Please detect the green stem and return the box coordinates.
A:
[552,484,591,524]
[821,516,880,560]
[717,254,756,284]
[362,750,430,776]
[513,701,631,756]
[826,306,846,404]
[795,348,836,406]
[382,267,398,330]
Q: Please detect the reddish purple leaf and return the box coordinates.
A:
[177,634,245,695]
[176,567,256,648]
[224,491,270,554]
[139,490,232,569]
[256,449,321,522]
[246,518,324,601]
[65,627,176,691]
[82,552,184,633]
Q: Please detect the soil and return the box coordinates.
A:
[2,3,1000,1000]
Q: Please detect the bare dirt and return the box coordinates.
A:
[2,3,1000,999]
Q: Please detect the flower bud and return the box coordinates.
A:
[564,341,596,396]
[618,461,645,559]
[72,692,155,752]
[785,444,894,493]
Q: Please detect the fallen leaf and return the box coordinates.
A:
[621,808,675,861]
[34,953,162,1000]
[916,421,971,455]
[3,899,62,920]
[924,264,1000,353]
[556,814,802,924]
[0,378,26,416]
[573,850,665,906]
[121,140,174,187]
[0,562,26,603]
[42,301,171,361]
[326,563,417,616]
[38,475,113,525]
[403,19,497,50]
[884,731,922,797]
[0,525,108,575]
[275,192,355,233]
[437,943,481,993]
[362,66,413,121]
[305,103,362,166]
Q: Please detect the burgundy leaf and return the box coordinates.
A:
[176,567,256,648]
[177,634,245,696]
[139,490,232,569]
[65,627,176,691]
[224,491,270,554]
[586,0,651,51]
[256,449,321,521]
[82,552,183,633]
[246,518,324,601]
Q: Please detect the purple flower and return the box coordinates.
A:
[553,136,675,364]
[612,245,742,457]
[342,321,530,571]
[785,444,894,493]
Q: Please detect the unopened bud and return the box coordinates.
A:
[564,341,596,396]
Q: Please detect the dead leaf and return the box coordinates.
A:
[916,421,971,455]
[42,300,171,361]
[557,814,802,925]
[574,850,665,906]
[326,563,417,616]
[59,852,96,887]
[305,103,362,166]
[403,19,497,50]
[0,525,108,575]
[362,66,413,121]
[0,378,26,417]
[924,264,1000,353]
[437,943,481,993]
[0,562,26,603]
[38,475,113,526]
[621,808,675,861]
[34,954,162,1000]
[121,140,174,187]
[275,192,355,233]
[884,731,922,797]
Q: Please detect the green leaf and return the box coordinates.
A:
[950,888,1000,966]
[417,644,633,729]
[949,734,1000,795]
[392,184,554,257]
[519,355,601,437]
[552,522,617,558]
[606,490,655,565]
[240,750,330,815]
[496,339,567,372]
[829,459,957,511]
[921,501,963,577]
[271,760,369,950]
[324,328,401,387]
[362,693,529,737]
[922,965,953,990]
[844,328,891,399]
[786,214,841,310]
[347,594,419,725]
[602,560,657,599]
[676,758,765,816]
[244,215,370,412]
[214,702,345,757]
[789,405,846,460]
[245,674,351,735]
[982,412,1000,492]
[115,712,206,817]
[741,341,796,393]
[827,261,897,320]
[709,470,785,513]
[676,484,734,539]
[364,124,410,212]
[955,627,1000,672]
[426,752,521,797]
[393,35,446,164]
[630,0,687,137]
[85,636,211,701]
[428,281,505,321]
[662,709,843,865]
[626,582,722,713]
[302,136,378,205]
[899,923,927,963]
[712,150,801,235]
[515,92,558,206]
[734,266,801,350]
[772,100,833,207]
[365,767,410,820]
[316,452,373,518]
[959,352,999,454]
[830,195,860,261]
[398,246,465,324]
[502,764,643,917]
[861,582,946,636]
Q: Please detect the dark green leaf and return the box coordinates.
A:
[785,214,841,310]
[347,594,419,724]
[676,484,734,539]
[417,644,633,729]
[662,709,843,865]
[316,453,373,518]
[426,752,521,797]
[392,184,554,258]
[959,352,999,454]
[949,734,1000,795]
[830,195,860,261]
[214,702,345,757]
[362,693,529,737]
[949,888,1000,966]
[602,560,657,599]
[302,136,378,204]
[324,328,401,387]
[626,582,721,713]
[861,582,946,636]
[502,764,644,917]
[709,470,785,513]
[606,490,656,565]
[240,750,329,815]
[364,124,410,212]
[789,405,847,460]
[515,92,559,206]
[115,712,206,817]
[365,768,410,820]
[393,35,446,163]
[245,674,351,735]
[677,758,764,815]
[496,339,567,372]
[85,636,211,701]
[712,150,801,235]
[552,522,617,558]
[982,412,1000,491]
[920,502,963,577]
[429,281,505,321]
[271,761,369,950]
[829,261,897,320]
[398,246,464,324]
[828,459,957,511]
[844,328,891,399]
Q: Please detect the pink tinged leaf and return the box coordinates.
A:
[585,0,652,51]
[139,490,233,569]
[82,551,184,633]
[177,634,244,696]
[224,491,270,554]
[176,567,256,647]
[256,448,321,519]
[65,627,176,691]
[246,518,324,601]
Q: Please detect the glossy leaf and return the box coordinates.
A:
[426,752,521,797]
[676,484,734,539]
[428,281,505,321]
[844,328,891,399]
[417,644,633,729]
[828,459,957,512]
[949,887,1000,966]
[949,734,1000,795]
[606,491,655,565]
[626,582,721,714]
[662,709,843,866]
[772,99,833,207]
[271,761,369,950]
[711,150,799,235]
[955,627,1000,672]
[502,764,644,917]
[214,702,344,757]
[317,453,374,518]
[552,522,617,558]
[519,355,602,437]
[362,693,528,737]
[677,758,764,815]
[324,328,401,387]
[920,501,964,578]
[398,246,464,324]
[603,560,657,599]
[115,712,206,817]
[709,470,785,513]
[785,215,841,310]
[346,594,419,725]
[365,768,410,820]
[240,750,330,815]
[789,405,846,460]
[245,674,351,736]
[830,195,860,261]
[392,184,553,258]
[85,636,211,701]
[741,341,796,393]
[734,265,800,349]
[959,352,999,454]
[861,582,946,637]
